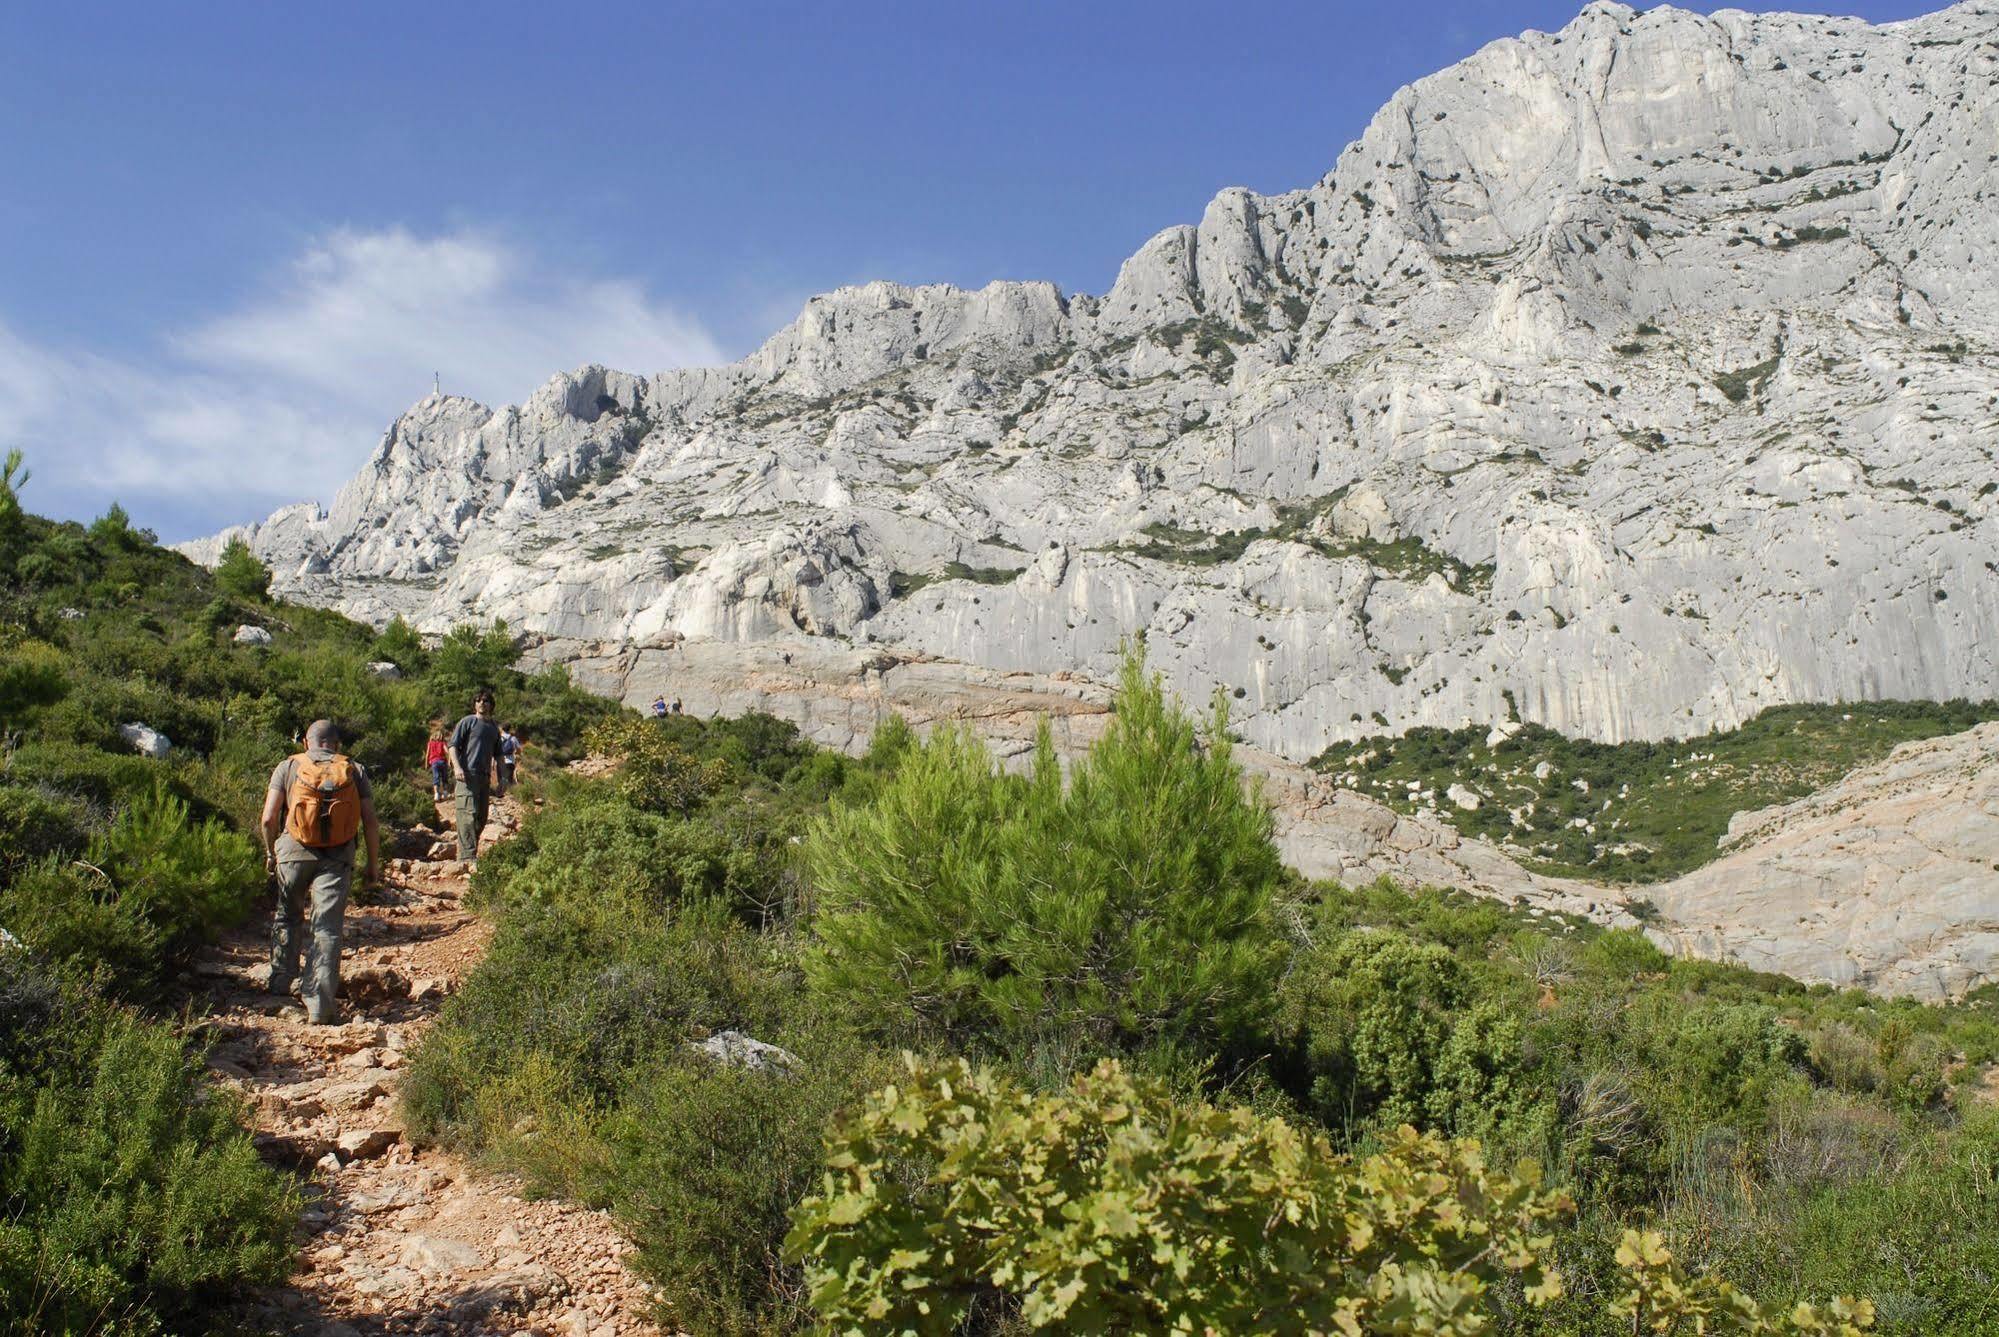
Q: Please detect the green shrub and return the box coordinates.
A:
[88,788,262,962]
[806,650,1284,1059]
[0,861,165,992]
[788,1057,1872,1334]
[1278,929,1543,1142]
[403,896,788,1169]
[370,616,429,674]
[0,639,67,724]
[585,716,733,816]
[0,952,297,1333]
[3,741,178,811]
[1,788,260,992]
[0,784,89,879]
[469,786,793,926]
[787,1055,1572,1333]
[211,539,270,601]
[606,1021,894,1335]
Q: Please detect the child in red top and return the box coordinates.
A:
[425,725,449,802]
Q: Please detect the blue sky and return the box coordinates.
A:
[0,0,1936,539]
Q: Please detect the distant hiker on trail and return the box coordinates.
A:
[261,719,380,1025]
[651,695,668,719]
[450,687,506,861]
[499,722,521,786]
[671,698,683,715]
[425,722,449,802]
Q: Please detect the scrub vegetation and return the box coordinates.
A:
[1312,701,1999,881]
[0,459,610,1333]
[4,458,1992,1333]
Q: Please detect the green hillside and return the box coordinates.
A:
[0,456,614,1332]
[1313,701,1999,883]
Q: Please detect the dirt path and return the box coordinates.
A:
[195,797,665,1337]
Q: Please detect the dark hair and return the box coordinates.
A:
[473,687,496,706]
[501,722,514,732]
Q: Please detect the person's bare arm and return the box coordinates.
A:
[260,786,284,872]
[360,794,382,884]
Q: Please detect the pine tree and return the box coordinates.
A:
[805,646,1285,1056]
[214,538,271,601]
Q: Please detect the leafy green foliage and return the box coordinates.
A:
[369,615,429,674]
[0,784,87,877]
[0,638,67,724]
[1278,931,1541,1143]
[585,715,734,816]
[1311,701,1999,881]
[806,649,1285,1057]
[0,952,297,1334]
[789,1055,1562,1333]
[1612,1231,1874,1336]
[789,1056,1868,1335]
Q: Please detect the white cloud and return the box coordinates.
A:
[0,228,724,539]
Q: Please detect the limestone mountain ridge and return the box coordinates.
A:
[190,2,1999,763]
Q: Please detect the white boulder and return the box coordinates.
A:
[685,1030,801,1074]
[118,723,170,759]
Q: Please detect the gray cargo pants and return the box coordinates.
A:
[271,851,352,1023]
[455,777,492,860]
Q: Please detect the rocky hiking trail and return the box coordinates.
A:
[192,793,665,1337]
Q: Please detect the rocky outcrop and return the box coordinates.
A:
[189,3,1999,760]
[1645,723,1999,999]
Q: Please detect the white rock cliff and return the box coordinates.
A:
[185,3,1999,991]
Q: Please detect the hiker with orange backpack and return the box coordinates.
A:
[259,718,381,1024]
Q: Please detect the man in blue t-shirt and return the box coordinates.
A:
[449,687,506,861]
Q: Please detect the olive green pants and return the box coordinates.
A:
[455,777,491,860]
[270,852,352,1024]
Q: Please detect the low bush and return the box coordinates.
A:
[606,1020,895,1335]
[786,1056,1874,1335]
[404,896,786,1169]
[0,951,297,1334]
[0,783,89,877]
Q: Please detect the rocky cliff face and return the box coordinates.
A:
[182,1,1999,994]
[189,2,1999,762]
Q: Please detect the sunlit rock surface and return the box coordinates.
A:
[185,3,1999,991]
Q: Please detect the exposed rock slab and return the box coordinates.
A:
[1645,722,1999,998]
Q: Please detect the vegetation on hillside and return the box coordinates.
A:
[411,643,1998,1335]
[0,458,614,1332]
[4,452,1994,1333]
[1311,701,1999,881]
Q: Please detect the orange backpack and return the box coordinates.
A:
[284,753,362,848]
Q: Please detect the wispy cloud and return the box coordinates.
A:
[0,228,724,540]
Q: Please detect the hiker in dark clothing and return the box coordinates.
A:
[499,723,521,786]
[449,687,506,861]
[261,719,380,1024]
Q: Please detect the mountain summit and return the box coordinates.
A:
[190,1,1999,760]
